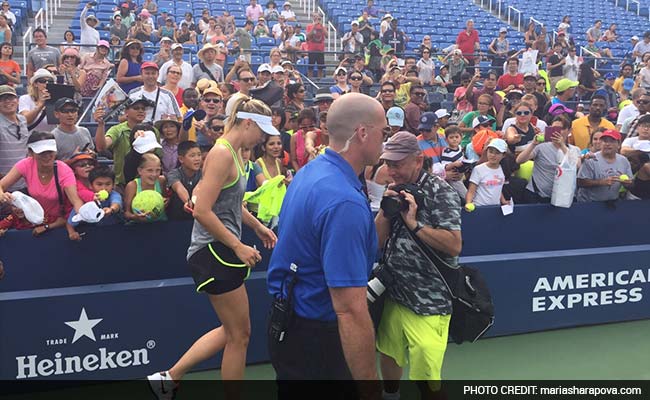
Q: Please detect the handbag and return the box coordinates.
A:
[401,219,495,344]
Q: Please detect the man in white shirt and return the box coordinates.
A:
[159,44,193,89]
[128,62,181,122]
[272,15,286,40]
[1,2,16,27]
[80,3,100,56]
[616,88,643,130]
[280,2,296,21]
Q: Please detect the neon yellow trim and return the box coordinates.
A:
[208,243,247,268]
[196,277,215,292]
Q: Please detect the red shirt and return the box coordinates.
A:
[497,73,524,91]
[456,29,479,60]
[306,23,326,52]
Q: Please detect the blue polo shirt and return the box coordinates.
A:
[267,149,377,322]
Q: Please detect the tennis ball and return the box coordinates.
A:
[465,203,476,212]
[619,174,630,181]
[97,190,109,201]
[132,190,164,220]
[536,134,545,143]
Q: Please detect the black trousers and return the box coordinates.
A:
[268,314,358,399]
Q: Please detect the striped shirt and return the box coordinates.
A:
[128,86,181,123]
[417,134,448,164]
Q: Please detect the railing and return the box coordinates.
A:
[506,6,522,31]
[327,21,338,53]
[300,0,317,21]
[579,46,600,69]
[21,27,32,74]
[33,8,45,31]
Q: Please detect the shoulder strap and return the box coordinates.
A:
[149,88,161,122]
[52,162,65,217]
[28,108,47,131]
[199,62,218,82]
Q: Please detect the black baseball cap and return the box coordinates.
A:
[54,97,79,111]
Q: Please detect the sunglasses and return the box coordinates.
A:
[349,76,363,81]
[74,161,95,168]
[381,89,395,93]
[202,98,222,103]
[336,72,346,76]
[36,79,53,84]
[515,110,531,116]
[240,77,255,83]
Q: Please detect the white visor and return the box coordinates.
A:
[28,139,57,154]
[237,111,280,136]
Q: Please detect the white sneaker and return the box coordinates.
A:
[147,371,178,400]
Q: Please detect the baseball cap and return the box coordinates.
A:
[281,60,293,66]
[623,78,635,91]
[71,201,105,224]
[160,8,168,13]
[472,115,493,128]
[271,65,285,74]
[334,66,347,75]
[128,97,155,108]
[434,109,451,119]
[555,78,578,93]
[523,72,537,80]
[0,84,17,97]
[132,131,162,154]
[257,63,272,73]
[160,36,173,43]
[65,152,96,167]
[380,131,420,161]
[313,90,334,103]
[141,61,159,70]
[417,112,438,131]
[236,111,280,136]
[54,97,79,111]
[486,138,508,153]
[97,39,110,48]
[632,35,640,41]
[505,90,523,99]
[604,72,616,80]
[548,103,574,116]
[600,129,621,141]
[351,20,359,26]
[171,43,183,51]
[499,27,507,33]
[386,106,404,127]
[382,13,392,20]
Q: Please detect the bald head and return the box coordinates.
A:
[327,93,385,147]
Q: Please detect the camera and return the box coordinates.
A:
[367,264,393,304]
[380,183,426,219]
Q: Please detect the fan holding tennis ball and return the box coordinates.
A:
[465,203,475,212]
[619,174,630,182]
[97,190,109,201]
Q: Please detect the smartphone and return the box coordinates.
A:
[544,126,561,142]
[238,55,246,61]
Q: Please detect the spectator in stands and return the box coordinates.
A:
[379,81,397,111]
[263,1,279,22]
[58,48,86,95]
[547,42,566,96]
[179,12,197,36]
[268,48,282,69]
[329,66,349,99]
[523,22,537,48]
[577,129,632,201]
[80,3,100,56]
[192,44,224,85]
[280,2,296,22]
[232,20,254,63]
[558,15,571,33]
[627,147,650,198]
[622,114,650,155]
[459,93,497,140]
[78,41,112,97]
[27,28,61,79]
[444,49,467,84]
[289,108,317,170]
[95,99,155,187]
[284,82,305,120]
[124,152,167,222]
[456,19,480,70]
[417,112,447,164]
[440,125,467,196]
[563,46,580,83]
[595,72,619,113]
[0,85,29,192]
[383,18,407,57]
[0,2,15,28]
[161,65,185,108]
[194,87,225,147]
[311,90,333,120]
[633,32,650,65]
[577,63,599,101]
[154,117,182,174]
[166,140,202,220]
[488,27,509,69]
[157,17,176,42]
[341,21,364,59]
[613,64,634,96]
[404,85,427,134]
[571,95,615,150]
[586,20,603,43]
[128,16,152,42]
[602,23,618,43]
[358,11,374,45]
[469,70,502,113]
[198,9,211,33]
[138,9,156,32]
[155,9,170,29]
[246,0,264,22]
[363,0,383,18]
[432,65,451,95]
[0,131,84,223]
[51,98,93,161]
[416,48,434,85]
[60,30,80,53]
[505,101,539,153]
[254,17,271,38]
[129,62,181,122]
[159,44,193,90]
[117,40,143,93]
[114,3,135,29]
[348,70,364,95]
[0,43,20,87]
[554,31,571,56]
[141,0,157,14]
[532,27,548,60]
[65,152,98,208]
[306,13,326,79]
[153,37,172,68]
[272,15,287,40]
[19,69,55,132]
[0,15,10,46]
[256,64,272,87]
[176,21,197,45]
[110,15,129,42]
[617,88,644,130]
[256,132,288,179]
[386,106,404,134]
[454,71,479,115]
[521,73,548,119]
[542,78,576,115]
[497,57,524,93]
[517,115,581,202]
[466,138,508,206]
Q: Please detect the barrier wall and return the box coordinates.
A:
[1,200,650,380]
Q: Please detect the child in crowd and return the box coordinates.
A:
[441,126,469,199]
[66,152,98,203]
[155,118,182,175]
[66,166,123,240]
[124,153,168,223]
[0,205,59,237]
[123,127,162,183]
[167,141,202,220]
[466,138,508,207]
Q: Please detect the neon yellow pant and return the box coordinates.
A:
[376,299,450,382]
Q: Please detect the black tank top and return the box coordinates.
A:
[631,177,650,199]
[510,123,536,153]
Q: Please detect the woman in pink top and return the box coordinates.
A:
[0,132,83,234]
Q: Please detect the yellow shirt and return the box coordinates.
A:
[394,82,412,108]
[570,116,615,150]
[179,105,196,142]
[612,76,624,95]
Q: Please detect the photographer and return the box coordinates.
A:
[374,131,462,398]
